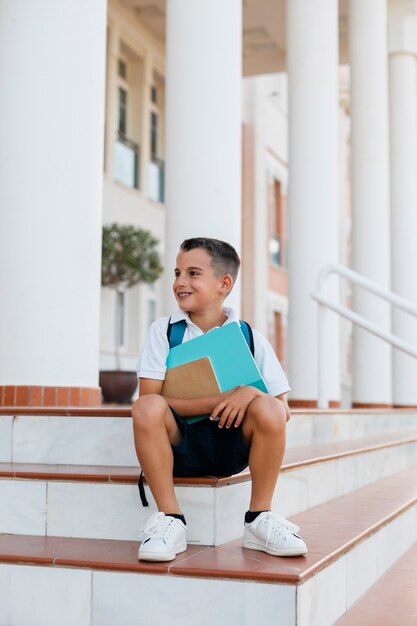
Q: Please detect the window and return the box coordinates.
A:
[118,87,128,136]
[148,73,165,202]
[113,47,142,190]
[150,111,158,159]
[118,59,127,80]
[114,138,139,189]
[269,179,285,267]
[115,85,139,189]
[148,111,164,201]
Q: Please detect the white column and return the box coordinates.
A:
[349,0,392,406]
[164,0,242,313]
[339,84,353,407]
[389,2,417,406]
[287,0,340,405]
[0,0,107,388]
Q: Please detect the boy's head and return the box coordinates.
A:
[174,238,240,312]
[179,238,240,281]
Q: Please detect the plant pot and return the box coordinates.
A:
[99,370,138,404]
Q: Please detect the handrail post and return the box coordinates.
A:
[316,268,330,409]
[317,300,328,409]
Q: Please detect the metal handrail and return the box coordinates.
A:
[311,263,417,408]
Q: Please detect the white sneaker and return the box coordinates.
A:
[138,512,187,562]
[242,511,307,557]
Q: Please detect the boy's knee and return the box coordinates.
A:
[247,396,286,433]
[132,394,168,430]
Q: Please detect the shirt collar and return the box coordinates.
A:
[170,307,239,328]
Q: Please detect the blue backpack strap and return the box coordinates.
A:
[167,317,187,349]
[239,320,255,357]
[166,317,254,355]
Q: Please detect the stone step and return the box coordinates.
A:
[334,540,417,625]
[285,408,417,448]
[0,408,138,467]
[1,407,417,466]
[1,430,417,544]
[0,467,416,626]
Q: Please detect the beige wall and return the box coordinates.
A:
[242,73,290,367]
[100,0,166,372]
[101,2,353,383]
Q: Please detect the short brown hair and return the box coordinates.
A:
[180,237,240,281]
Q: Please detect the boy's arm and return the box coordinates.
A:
[139,377,234,417]
[210,387,291,429]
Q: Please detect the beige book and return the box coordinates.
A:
[162,357,220,399]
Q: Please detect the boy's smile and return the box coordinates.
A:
[173,248,232,319]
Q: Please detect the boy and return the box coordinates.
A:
[132,237,307,561]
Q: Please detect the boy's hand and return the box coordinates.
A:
[210,386,263,429]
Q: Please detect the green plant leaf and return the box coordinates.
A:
[101,223,163,289]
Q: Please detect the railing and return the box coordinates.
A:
[311,264,417,409]
[148,157,165,203]
[114,134,140,189]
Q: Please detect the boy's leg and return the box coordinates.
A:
[241,396,307,556]
[241,395,286,511]
[132,394,182,514]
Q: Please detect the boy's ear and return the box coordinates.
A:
[219,274,234,294]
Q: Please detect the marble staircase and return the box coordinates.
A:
[334,540,417,625]
[0,407,417,625]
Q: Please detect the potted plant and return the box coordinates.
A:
[100,223,163,403]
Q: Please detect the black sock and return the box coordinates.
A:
[245,510,269,524]
[166,513,186,525]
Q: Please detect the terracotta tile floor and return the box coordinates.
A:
[0,467,416,585]
[0,533,206,575]
[0,407,132,417]
[335,542,417,626]
[0,462,140,483]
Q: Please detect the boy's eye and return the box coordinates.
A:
[174,271,180,277]
[190,271,199,276]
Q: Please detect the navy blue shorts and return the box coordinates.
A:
[170,408,250,477]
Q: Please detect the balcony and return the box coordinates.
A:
[148,157,165,203]
[114,134,140,190]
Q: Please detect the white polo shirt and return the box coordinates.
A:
[137,307,290,397]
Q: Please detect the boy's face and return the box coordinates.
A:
[173,248,232,314]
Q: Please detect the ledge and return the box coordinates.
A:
[0,467,416,584]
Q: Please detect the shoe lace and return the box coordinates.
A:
[139,512,177,542]
[255,512,300,546]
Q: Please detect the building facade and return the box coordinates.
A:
[1,0,417,409]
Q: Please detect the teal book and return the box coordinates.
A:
[165,321,268,395]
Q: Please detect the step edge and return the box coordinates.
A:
[0,494,415,585]
[2,407,417,417]
[281,434,417,473]
[297,494,417,584]
[2,434,417,484]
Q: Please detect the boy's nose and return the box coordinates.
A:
[174,276,187,287]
